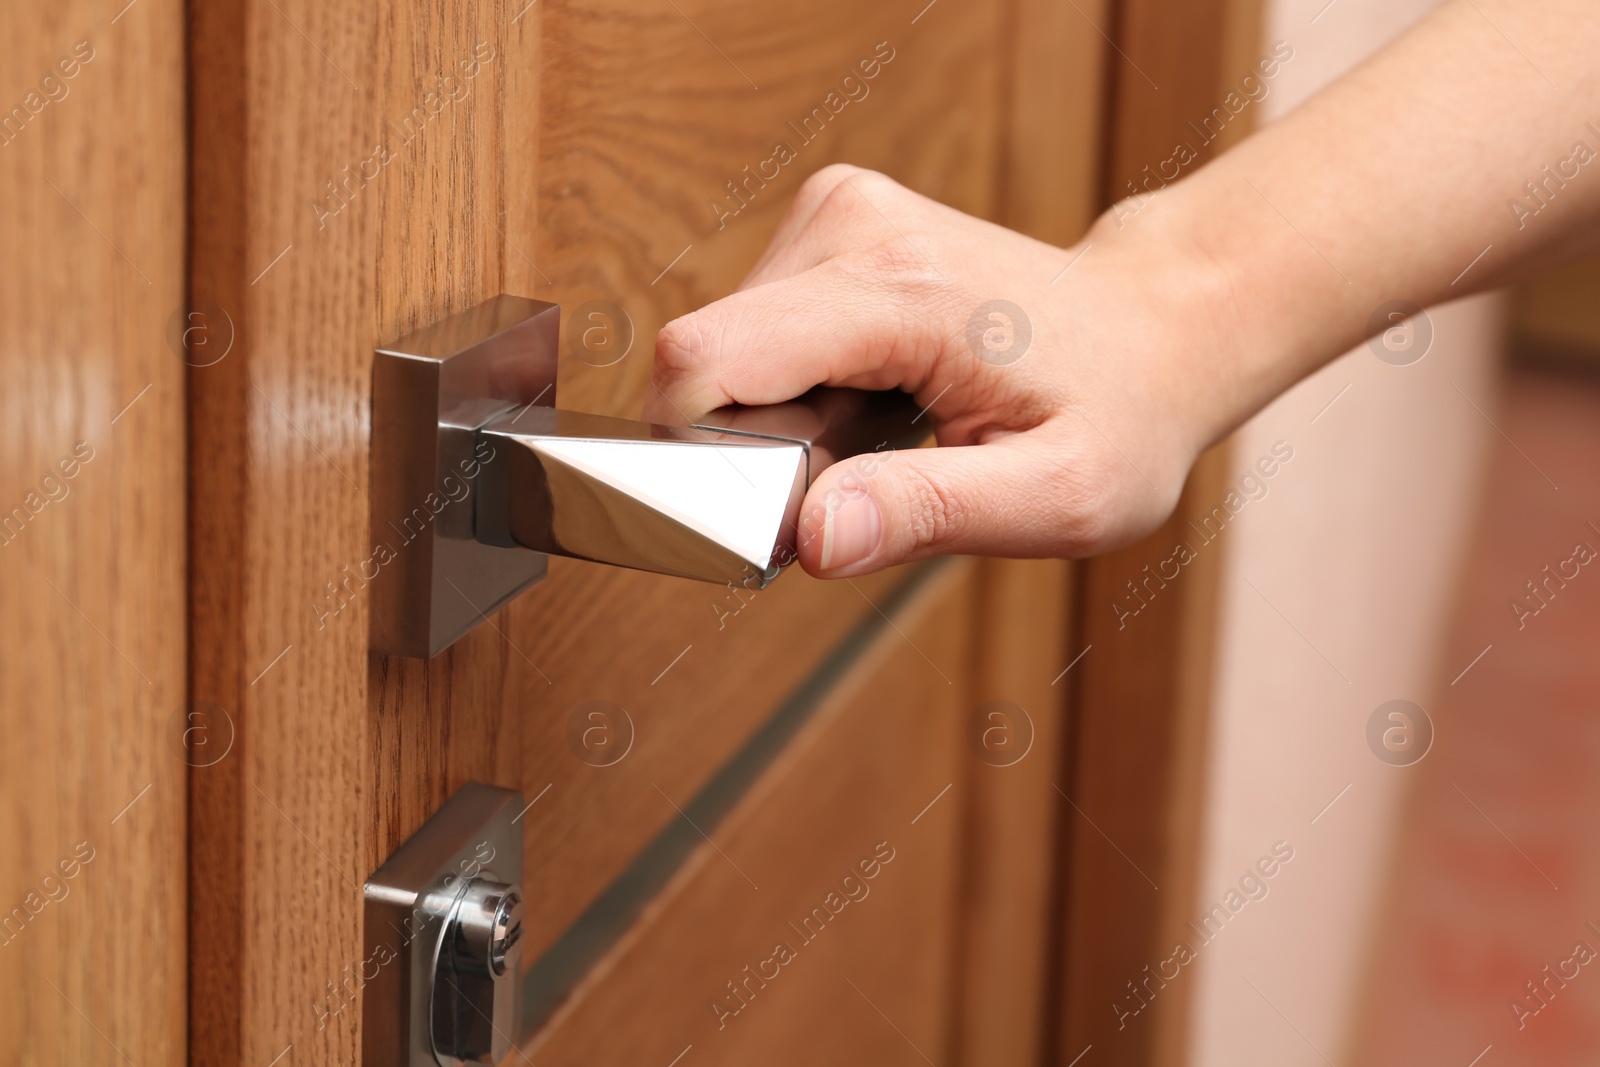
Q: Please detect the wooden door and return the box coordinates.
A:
[1054,1,1265,1063]
[186,0,1106,1065]
[0,0,188,1063]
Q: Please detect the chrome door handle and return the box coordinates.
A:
[370,295,926,658]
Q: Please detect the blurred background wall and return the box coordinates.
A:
[1186,1,1502,1063]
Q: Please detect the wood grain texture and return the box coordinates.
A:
[394,0,1010,977]
[187,0,1013,1064]
[1055,0,1264,1062]
[946,7,1108,1054]
[524,561,976,1065]
[950,559,1075,1066]
[0,0,187,1064]
[533,0,1005,409]
[998,0,1109,248]
[1057,462,1233,1067]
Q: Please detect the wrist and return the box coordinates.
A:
[1082,195,1264,453]
[1093,157,1384,452]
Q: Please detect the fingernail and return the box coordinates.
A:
[820,493,881,571]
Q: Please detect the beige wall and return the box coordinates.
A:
[1187,2,1501,1063]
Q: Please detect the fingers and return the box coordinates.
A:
[792,426,1163,577]
[739,164,896,290]
[739,164,863,287]
[645,250,949,422]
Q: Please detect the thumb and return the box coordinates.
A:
[794,429,1102,577]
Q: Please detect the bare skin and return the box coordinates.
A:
[645,0,1600,578]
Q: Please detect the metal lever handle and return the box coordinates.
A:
[370,295,927,658]
[472,388,919,587]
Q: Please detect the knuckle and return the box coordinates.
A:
[1048,460,1120,555]
[653,316,697,369]
[807,162,866,188]
[896,465,967,553]
[652,315,734,416]
[859,238,948,296]
[811,167,901,224]
[1059,499,1114,556]
[842,168,900,202]
[796,164,865,213]
[862,238,925,278]
[653,314,715,386]
[814,176,865,224]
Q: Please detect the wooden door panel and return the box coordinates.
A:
[485,0,1010,965]
[536,0,1005,370]
[528,561,975,1064]
[375,559,909,968]
[191,1,1015,1062]
[953,559,1074,1065]
[0,0,187,1063]
[1056,1,1261,1064]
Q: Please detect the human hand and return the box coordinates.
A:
[645,164,1244,578]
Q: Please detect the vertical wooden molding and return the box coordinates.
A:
[187,0,558,1059]
[947,4,1109,1064]
[1055,0,1266,1064]
[0,0,188,1062]
[949,559,1075,1067]
[189,3,385,1061]
[186,2,249,1063]
[996,0,1109,248]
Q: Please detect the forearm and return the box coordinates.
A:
[1111,0,1600,444]
[652,6,1600,571]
